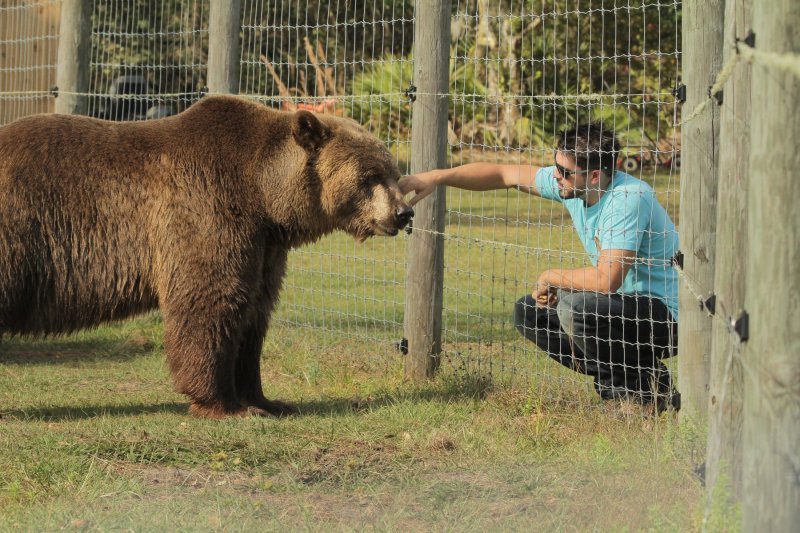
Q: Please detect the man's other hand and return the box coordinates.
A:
[534,277,559,308]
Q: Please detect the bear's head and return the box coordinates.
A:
[292,110,414,241]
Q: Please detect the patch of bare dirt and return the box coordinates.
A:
[107,462,258,492]
[106,460,433,529]
[297,438,411,485]
[120,332,156,353]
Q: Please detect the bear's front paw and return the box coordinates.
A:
[188,401,248,419]
[246,399,298,418]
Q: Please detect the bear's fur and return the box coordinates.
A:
[0,95,413,418]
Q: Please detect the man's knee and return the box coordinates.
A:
[513,295,535,332]
[556,291,582,336]
[514,294,558,344]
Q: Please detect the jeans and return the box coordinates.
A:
[513,290,678,404]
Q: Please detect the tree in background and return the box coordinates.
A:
[86,0,680,152]
[352,0,680,151]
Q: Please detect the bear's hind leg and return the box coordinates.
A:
[235,324,298,417]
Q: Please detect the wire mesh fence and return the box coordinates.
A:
[0,0,60,123]
[87,0,207,120]
[437,1,682,396]
[237,0,415,365]
[4,1,800,524]
[0,0,683,402]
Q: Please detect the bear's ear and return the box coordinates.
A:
[292,110,330,152]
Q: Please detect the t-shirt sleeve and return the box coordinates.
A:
[533,166,563,203]
[597,187,652,251]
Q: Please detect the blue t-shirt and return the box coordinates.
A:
[535,167,679,319]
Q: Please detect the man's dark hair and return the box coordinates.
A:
[556,122,620,174]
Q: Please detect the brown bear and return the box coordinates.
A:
[0,95,413,418]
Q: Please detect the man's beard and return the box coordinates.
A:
[559,187,586,201]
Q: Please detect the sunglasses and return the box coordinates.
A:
[554,159,592,180]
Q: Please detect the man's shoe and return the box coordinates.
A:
[655,390,681,414]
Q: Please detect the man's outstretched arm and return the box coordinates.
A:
[399,163,542,205]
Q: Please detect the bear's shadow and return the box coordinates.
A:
[3,386,487,421]
[0,336,157,365]
[2,402,188,421]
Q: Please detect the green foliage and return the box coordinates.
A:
[512,0,681,137]
[87,0,680,148]
[346,53,497,142]
[347,55,414,139]
[346,1,680,146]
[238,0,414,100]
[704,467,743,532]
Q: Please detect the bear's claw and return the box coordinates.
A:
[246,399,298,418]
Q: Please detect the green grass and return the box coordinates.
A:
[0,168,709,530]
[1,316,705,530]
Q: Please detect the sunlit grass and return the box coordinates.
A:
[0,312,705,530]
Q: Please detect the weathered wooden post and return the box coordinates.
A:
[404,0,451,380]
[742,0,800,529]
[704,0,752,507]
[55,0,91,115]
[677,0,724,420]
[207,0,242,94]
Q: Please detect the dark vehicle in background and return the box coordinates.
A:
[89,74,175,121]
[618,142,681,173]
[617,129,681,174]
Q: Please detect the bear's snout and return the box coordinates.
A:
[395,205,414,229]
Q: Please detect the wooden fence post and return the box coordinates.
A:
[55,0,91,115]
[742,0,800,529]
[404,0,450,380]
[677,0,724,421]
[208,0,242,94]
[705,0,752,507]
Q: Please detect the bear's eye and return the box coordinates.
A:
[363,174,384,188]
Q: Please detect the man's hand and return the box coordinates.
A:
[399,172,438,206]
[534,273,559,308]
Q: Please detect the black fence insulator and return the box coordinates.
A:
[731,311,749,342]
[671,251,685,269]
[394,337,409,354]
[198,86,209,98]
[735,31,756,54]
[50,85,59,97]
[404,84,417,103]
[404,219,413,235]
[672,84,687,104]
[701,293,717,315]
[710,87,723,106]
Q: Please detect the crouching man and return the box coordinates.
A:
[400,122,680,412]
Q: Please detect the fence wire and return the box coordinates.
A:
[237,1,415,364]
[441,0,682,397]
[87,0,207,120]
[0,0,689,404]
[0,0,60,123]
